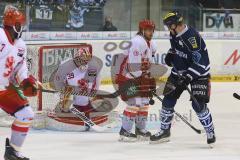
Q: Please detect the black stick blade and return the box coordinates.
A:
[233,93,240,100]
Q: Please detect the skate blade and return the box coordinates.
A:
[208,142,215,148]
[149,137,170,144]
[137,135,150,141]
[4,155,13,160]
[4,157,9,160]
[119,136,137,142]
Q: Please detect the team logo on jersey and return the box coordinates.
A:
[179,40,184,47]
[17,48,25,57]
[88,69,97,77]
[192,51,201,63]
[4,56,15,77]
[78,79,89,90]
[188,37,198,49]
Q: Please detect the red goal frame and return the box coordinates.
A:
[38,44,92,111]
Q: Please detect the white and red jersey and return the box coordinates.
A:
[0,28,28,88]
[119,34,157,79]
[65,65,100,106]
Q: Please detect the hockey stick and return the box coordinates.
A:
[35,79,140,99]
[37,81,110,132]
[38,86,121,98]
[151,91,203,134]
[171,64,202,111]
[14,80,121,98]
[69,106,106,132]
[233,93,240,100]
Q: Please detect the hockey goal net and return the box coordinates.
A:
[0,43,105,130]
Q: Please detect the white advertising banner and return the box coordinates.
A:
[85,40,240,79]
[77,32,103,40]
[102,31,131,40]
[26,39,240,82]
[26,32,50,41]
[203,13,240,32]
[23,31,240,41]
[49,32,77,40]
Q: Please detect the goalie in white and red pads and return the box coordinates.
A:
[50,44,108,131]
[0,6,38,160]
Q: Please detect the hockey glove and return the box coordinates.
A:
[177,73,192,89]
[165,48,176,67]
[20,75,38,97]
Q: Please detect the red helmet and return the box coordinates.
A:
[3,6,26,27]
[139,19,155,31]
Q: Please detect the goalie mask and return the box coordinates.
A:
[73,46,92,69]
[3,5,26,39]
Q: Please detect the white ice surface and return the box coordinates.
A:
[0,82,240,160]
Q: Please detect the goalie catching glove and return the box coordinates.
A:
[20,75,38,97]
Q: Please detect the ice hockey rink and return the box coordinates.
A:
[0,82,240,160]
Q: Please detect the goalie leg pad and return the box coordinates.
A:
[74,105,96,117]
[11,106,34,151]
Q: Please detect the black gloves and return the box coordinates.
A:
[164,48,176,67]
[177,73,192,88]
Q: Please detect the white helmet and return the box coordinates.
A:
[73,45,92,69]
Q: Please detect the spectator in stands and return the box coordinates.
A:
[219,0,240,9]
[55,0,65,11]
[174,0,200,29]
[99,16,117,31]
[195,0,222,8]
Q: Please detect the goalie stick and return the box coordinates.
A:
[34,78,150,98]
[37,81,113,132]
[10,78,115,132]
[69,106,107,132]
[16,82,121,98]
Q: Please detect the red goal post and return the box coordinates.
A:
[28,43,92,112]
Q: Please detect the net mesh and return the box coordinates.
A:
[0,44,89,128]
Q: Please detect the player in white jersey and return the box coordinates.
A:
[0,6,38,160]
[116,20,157,142]
[53,45,107,130]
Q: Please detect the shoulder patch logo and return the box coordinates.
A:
[88,69,97,77]
[17,48,25,57]
[188,37,198,49]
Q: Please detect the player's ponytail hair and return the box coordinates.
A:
[136,31,143,36]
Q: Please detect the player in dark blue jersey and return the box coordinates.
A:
[150,11,216,147]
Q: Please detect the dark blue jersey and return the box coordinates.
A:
[170,26,210,80]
